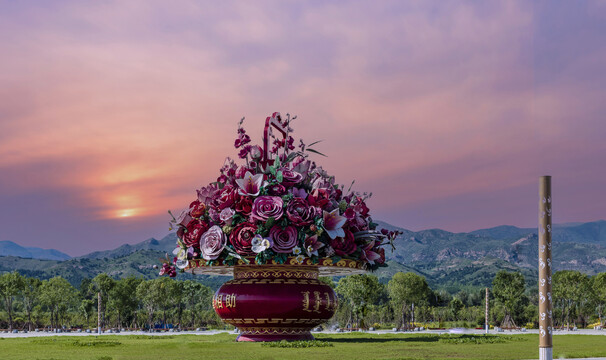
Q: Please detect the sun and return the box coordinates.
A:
[118,209,137,218]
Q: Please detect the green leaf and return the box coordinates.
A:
[332,256,342,264]
[307,140,323,147]
[285,152,299,163]
[276,170,283,183]
[306,148,327,157]
[265,217,275,229]
[274,253,287,264]
[255,253,267,265]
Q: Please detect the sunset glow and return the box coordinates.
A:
[1,1,605,256]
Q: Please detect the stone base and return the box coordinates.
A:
[539,347,553,360]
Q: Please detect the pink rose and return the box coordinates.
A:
[269,225,298,253]
[250,196,284,222]
[220,208,235,225]
[200,225,227,260]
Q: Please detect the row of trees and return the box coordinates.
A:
[0,270,604,331]
[0,272,216,331]
[333,270,606,329]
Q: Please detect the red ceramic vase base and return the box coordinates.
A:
[236,331,314,342]
[213,265,338,342]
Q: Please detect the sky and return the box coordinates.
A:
[1,1,605,256]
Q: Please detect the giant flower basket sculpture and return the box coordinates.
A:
[164,112,400,341]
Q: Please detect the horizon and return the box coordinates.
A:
[3,218,606,257]
[1,1,606,256]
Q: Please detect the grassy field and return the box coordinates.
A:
[0,333,605,360]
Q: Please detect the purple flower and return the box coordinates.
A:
[197,184,218,206]
[280,168,303,186]
[250,196,284,222]
[235,171,264,196]
[251,234,273,253]
[323,209,347,239]
[269,225,298,253]
[200,225,227,260]
[289,187,308,199]
[287,197,320,226]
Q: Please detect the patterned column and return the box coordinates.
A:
[539,176,553,360]
[485,288,489,334]
[98,291,102,335]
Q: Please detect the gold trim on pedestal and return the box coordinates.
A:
[184,257,367,276]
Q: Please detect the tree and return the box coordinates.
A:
[136,278,172,329]
[79,299,95,328]
[109,277,143,329]
[167,280,185,329]
[182,280,213,328]
[449,298,464,321]
[492,271,526,328]
[336,274,383,329]
[553,270,590,329]
[594,273,606,326]
[39,276,77,330]
[387,272,431,329]
[0,271,24,331]
[22,277,42,331]
[92,274,115,330]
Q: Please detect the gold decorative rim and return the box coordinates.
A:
[233,265,319,279]
[183,257,367,276]
[239,327,311,335]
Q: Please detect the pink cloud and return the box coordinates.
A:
[0,1,605,253]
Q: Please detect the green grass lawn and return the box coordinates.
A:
[1,333,605,360]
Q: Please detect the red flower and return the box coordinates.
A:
[308,188,331,209]
[189,200,205,218]
[286,198,320,226]
[330,229,356,256]
[182,219,210,248]
[234,195,253,216]
[230,222,258,255]
[215,185,237,210]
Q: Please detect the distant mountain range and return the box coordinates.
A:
[374,220,606,290]
[0,240,72,261]
[1,220,604,291]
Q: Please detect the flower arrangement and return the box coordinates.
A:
[164,112,401,277]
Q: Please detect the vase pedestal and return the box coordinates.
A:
[212,265,337,342]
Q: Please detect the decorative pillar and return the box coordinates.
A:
[485,288,489,334]
[539,176,553,360]
[98,292,102,335]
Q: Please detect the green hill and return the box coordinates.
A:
[1,220,604,292]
